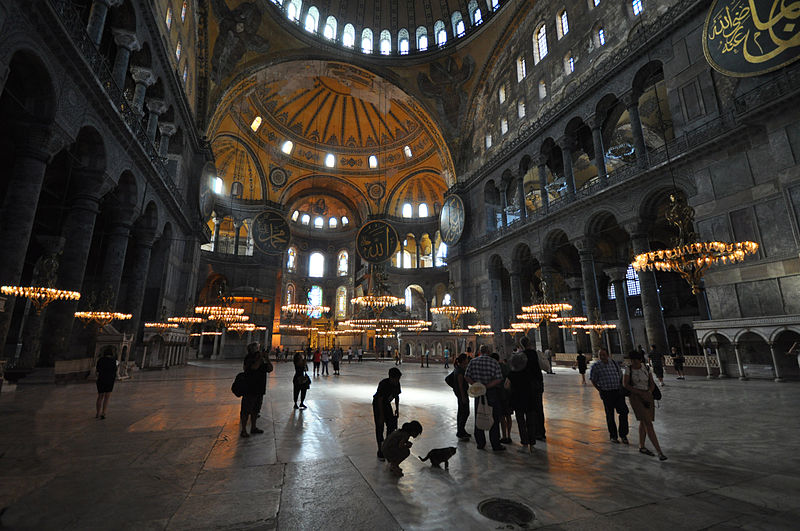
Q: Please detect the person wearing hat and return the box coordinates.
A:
[373,367,402,460]
[623,351,667,460]
[465,345,505,451]
[589,349,630,444]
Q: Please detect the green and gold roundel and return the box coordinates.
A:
[356,220,399,263]
[251,210,291,255]
[703,0,800,77]
[439,194,465,245]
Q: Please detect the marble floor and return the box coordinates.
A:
[1,360,798,530]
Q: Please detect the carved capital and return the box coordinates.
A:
[621,91,640,109]
[604,266,629,283]
[112,29,141,51]
[16,124,70,163]
[572,237,594,253]
[585,113,602,130]
[564,277,583,290]
[130,66,156,86]
[532,154,547,167]
[557,135,576,151]
[146,99,168,115]
[158,122,177,137]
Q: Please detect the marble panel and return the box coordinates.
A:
[754,198,795,257]
[736,279,785,318]
[779,275,800,314]
[709,152,753,198]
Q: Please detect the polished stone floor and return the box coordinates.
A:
[1,360,799,530]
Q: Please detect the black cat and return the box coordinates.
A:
[418,447,457,469]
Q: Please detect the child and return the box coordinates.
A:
[381,420,423,476]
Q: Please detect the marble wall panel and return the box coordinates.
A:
[754,198,795,257]
[697,214,732,242]
[789,185,800,234]
[736,279,784,318]
[706,284,740,319]
[709,152,753,198]
[779,275,800,314]
[785,120,800,164]
[730,207,759,246]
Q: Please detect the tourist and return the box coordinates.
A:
[444,346,450,369]
[544,348,555,374]
[623,351,667,461]
[589,348,630,444]
[576,350,588,385]
[465,344,505,451]
[492,353,514,444]
[510,337,545,447]
[648,344,666,385]
[358,348,363,362]
[671,346,685,379]
[381,420,423,477]
[331,348,341,375]
[394,350,401,365]
[313,348,321,376]
[95,347,117,419]
[347,346,353,364]
[321,349,329,376]
[373,367,402,460]
[452,354,471,441]
[240,343,272,437]
[292,352,310,409]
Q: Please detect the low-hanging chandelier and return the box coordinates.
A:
[75,311,132,327]
[1,286,81,314]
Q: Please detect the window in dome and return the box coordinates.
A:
[402,203,413,218]
[314,216,324,228]
[468,1,482,25]
[473,8,482,24]
[291,210,299,222]
[490,0,500,10]
[230,181,243,198]
[361,28,373,53]
[501,118,508,134]
[250,116,262,132]
[593,0,601,6]
[182,64,188,85]
[452,12,465,36]
[442,293,451,305]
[535,25,548,63]
[416,26,428,51]
[498,85,506,103]
[307,285,323,317]
[337,250,348,276]
[287,0,301,22]
[301,213,310,225]
[343,24,355,47]
[281,140,293,154]
[329,217,338,228]
[517,56,527,81]
[518,100,526,118]
[398,29,410,54]
[403,145,412,158]
[272,0,284,6]
[485,134,492,149]
[181,1,187,22]
[305,7,318,33]
[335,286,347,318]
[175,40,182,61]
[323,16,337,40]
[309,253,325,277]
[539,80,547,100]
[418,203,429,217]
[341,216,349,226]
[598,27,606,46]
[557,10,569,39]
[435,242,448,267]
[369,155,378,168]
[434,20,447,46]
[165,6,172,29]
[632,0,643,16]
[325,153,335,167]
[286,283,295,305]
[379,30,391,54]
[287,247,297,271]
[565,53,575,74]
[213,176,223,194]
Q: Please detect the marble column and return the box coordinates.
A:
[535,156,549,210]
[86,0,123,46]
[733,343,747,380]
[0,126,65,358]
[630,232,670,356]
[500,184,509,227]
[623,92,648,168]
[565,277,590,353]
[516,177,527,220]
[233,220,242,256]
[605,266,634,355]
[768,342,783,382]
[578,246,602,353]
[111,30,140,88]
[145,99,167,143]
[129,67,156,115]
[43,171,106,360]
[558,136,577,195]
[212,216,221,252]
[158,123,176,158]
[587,114,607,179]
[124,229,156,354]
[509,271,523,317]
[100,211,134,307]
[541,265,564,353]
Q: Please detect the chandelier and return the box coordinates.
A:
[75,311,132,327]
[632,193,758,295]
[350,294,404,316]
[195,305,245,316]
[551,316,588,327]
[144,321,180,333]
[521,303,572,314]
[168,316,205,326]
[430,303,477,328]
[227,323,267,336]
[448,328,469,334]
[280,303,330,316]
[1,286,81,314]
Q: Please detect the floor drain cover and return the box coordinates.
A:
[477,498,535,527]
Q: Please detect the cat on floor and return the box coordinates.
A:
[418,447,457,469]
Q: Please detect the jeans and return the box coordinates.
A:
[321,361,329,375]
[514,392,543,444]
[456,395,470,435]
[474,388,502,449]
[599,389,629,439]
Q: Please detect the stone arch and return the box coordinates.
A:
[0,48,58,124]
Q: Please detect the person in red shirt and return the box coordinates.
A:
[313,349,321,376]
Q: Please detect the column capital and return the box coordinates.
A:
[146,99,168,115]
[532,154,547,166]
[233,219,244,228]
[112,29,141,51]
[158,122,177,137]
[586,113,603,129]
[604,265,629,283]
[557,135,576,150]
[572,237,595,254]
[621,91,641,109]
[564,276,583,290]
[133,227,157,248]
[16,124,70,163]
[130,66,156,86]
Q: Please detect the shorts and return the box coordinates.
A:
[241,394,263,418]
[629,392,654,422]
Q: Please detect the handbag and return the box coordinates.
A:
[445,371,455,388]
[231,372,247,397]
[475,396,494,430]
[302,372,311,389]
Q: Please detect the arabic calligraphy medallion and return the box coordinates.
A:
[356,220,399,263]
[703,0,800,77]
[251,210,291,255]
[439,194,465,246]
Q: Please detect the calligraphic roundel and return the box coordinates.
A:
[356,220,399,264]
[703,0,800,77]
[439,194,465,246]
[251,210,291,255]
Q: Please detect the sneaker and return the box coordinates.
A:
[456,432,471,439]
[658,454,668,461]
[299,404,307,410]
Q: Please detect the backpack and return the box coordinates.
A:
[445,371,455,389]
[231,372,247,397]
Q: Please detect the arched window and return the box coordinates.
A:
[435,242,447,266]
[309,252,325,277]
[416,26,428,51]
[304,6,318,33]
[402,203,413,218]
[379,30,391,54]
[485,134,492,149]
[323,16,337,40]
[287,0,301,22]
[398,29,410,54]
[538,80,547,100]
[213,176,223,194]
[565,53,574,74]
[337,250,348,275]
[342,24,355,48]
[286,283,295,305]
[452,12,465,36]
[557,10,569,39]
[608,265,641,299]
[534,25,548,63]
[369,155,378,168]
[501,118,508,134]
[307,285,323,317]
[165,6,172,29]
[183,65,188,85]
[314,216,324,228]
[291,210,299,222]
[489,0,500,10]
[329,217,338,228]
[597,27,606,46]
[468,1,482,25]
[361,28,373,53]
[301,213,310,225]
[341,216,349,226]
[632,0,643,16]
[516,56,527,81]
[287,247,297,272]
[325,153,335,167]
[175,40,182,61]
[250,116,262,132]
[434,20,447,46]
[281,140,294,154]
[395,250,412,268]
[230,181,243,198]
[442,293,451,305]
[336,286,347,319]
[181,1,187,21]
[403,145,412,158]
[405,286,413,310]
[418,203,429,217]
[518,100,526,118]
[498,85,506,103]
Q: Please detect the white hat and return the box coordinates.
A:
[467,382,487,397]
